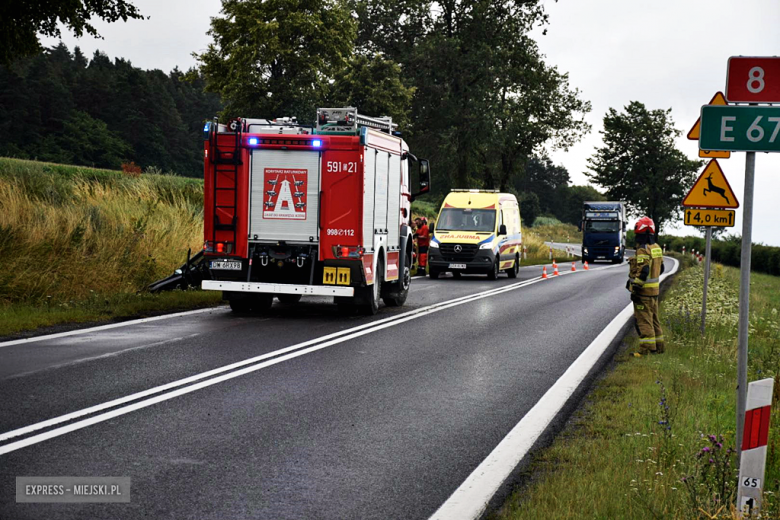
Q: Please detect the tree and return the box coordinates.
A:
[0,1,144,65]
[515,156,570,214]
[518,192,540,227]
[0,44,221,176]
[352,0,590,196]
[328,54,414,129]
[586,101,701,233]
[196,0,356,123]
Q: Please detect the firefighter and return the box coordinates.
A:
[414,217,430,276]
[627,217,665,356]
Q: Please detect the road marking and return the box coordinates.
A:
[0,259,629,454]
[429,257,679,520]
[0,275,546,449]
[0,307,226,349]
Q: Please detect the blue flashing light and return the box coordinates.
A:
[203,122,210,140]
[312,139,322,148]
[203,122,210,132]
[248,137,259,146]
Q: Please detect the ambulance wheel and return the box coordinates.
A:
[506,255,519,278]
[487,259,500,280]
[382,265,410,307]
[360,259,383,315]
[277,294,302,304]
[429,268,441,279]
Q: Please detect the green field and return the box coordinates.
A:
[493,256,780,519]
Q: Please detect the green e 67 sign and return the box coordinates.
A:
[700,105,780,153]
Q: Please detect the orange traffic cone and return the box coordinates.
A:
[542,266,548,279]
[553,264,560,276]
[571,262,576,272]
[552,259,557,269]
[583,261,589,270]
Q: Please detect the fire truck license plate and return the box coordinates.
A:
[448,263,467,269]
[210,261,241,270]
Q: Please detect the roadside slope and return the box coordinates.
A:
[493,257,780,519]
[0,158,219,336]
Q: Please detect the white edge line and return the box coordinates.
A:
[0,258,635,452]
[428,256,679,520]
[0,307,226,348]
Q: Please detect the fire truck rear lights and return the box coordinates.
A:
[334,245,364,258]
[248,137,259,146]
[216,243,224,253]
[312,139,322,148]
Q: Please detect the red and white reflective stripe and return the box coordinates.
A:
[742,405,771,450]
[737,377,774,517]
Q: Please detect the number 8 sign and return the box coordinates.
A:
[726,57,780,103]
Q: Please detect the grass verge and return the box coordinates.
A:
[493,256,780,519]
[0,157,214,337]
[0,291,223,339]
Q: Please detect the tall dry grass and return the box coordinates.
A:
[0,158,204,304]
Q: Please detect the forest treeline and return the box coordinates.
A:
[0,43,221,177]
[0,41,600,226]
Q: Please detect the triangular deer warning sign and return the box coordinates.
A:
[683,160,739,209]
[688,92,731,159]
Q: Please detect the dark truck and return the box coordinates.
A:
[580,201,626,264]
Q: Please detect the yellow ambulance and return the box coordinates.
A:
[428,190,522,279]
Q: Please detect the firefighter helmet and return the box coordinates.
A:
[634,217,655,235]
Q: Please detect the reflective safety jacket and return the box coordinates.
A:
[629,243,664,296]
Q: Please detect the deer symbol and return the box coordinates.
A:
[703,173,730,205]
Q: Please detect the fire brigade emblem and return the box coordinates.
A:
[263,168,307,220]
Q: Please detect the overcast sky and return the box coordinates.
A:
[41,0,780,246]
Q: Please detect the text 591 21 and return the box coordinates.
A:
[326,161,358,173]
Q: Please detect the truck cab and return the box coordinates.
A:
[580,201,626,264]
[428,190,522,279]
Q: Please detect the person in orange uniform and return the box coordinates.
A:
[627,217,665,356]
[414,217,430,276]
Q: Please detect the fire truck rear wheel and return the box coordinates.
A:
[252,294,274,312]
[382,265,410,307]
[277,294,302,305]
[229,298,252,313]
[361,258,383,315]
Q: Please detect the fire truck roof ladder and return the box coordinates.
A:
[208,117,241,248]
[316,107,397,135]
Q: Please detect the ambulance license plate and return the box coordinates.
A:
[448,263,467,269]
[210,261,241,270]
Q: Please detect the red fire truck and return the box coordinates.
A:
[201,107,430,315]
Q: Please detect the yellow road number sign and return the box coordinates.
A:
[684,208,736,227]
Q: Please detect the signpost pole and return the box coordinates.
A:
[736,151,756,463]
[701,227,712,335]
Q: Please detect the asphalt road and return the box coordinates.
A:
[0,256,673,519]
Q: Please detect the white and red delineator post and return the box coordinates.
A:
[737,377,774,516]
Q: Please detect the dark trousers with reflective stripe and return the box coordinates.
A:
[633,295,664,353]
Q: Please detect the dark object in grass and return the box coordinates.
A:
[148,249,210,293]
